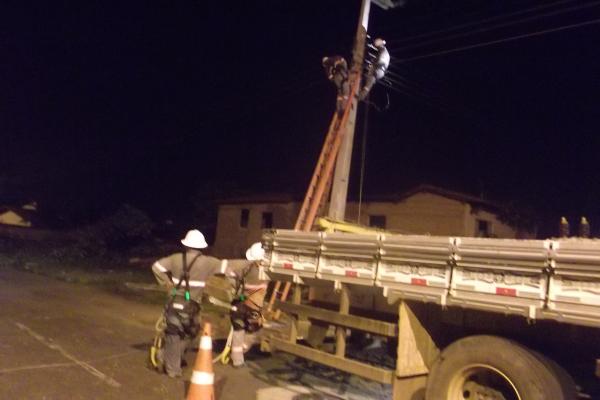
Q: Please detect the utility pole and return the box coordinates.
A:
[328,0,371,221]
[327,0,401,221]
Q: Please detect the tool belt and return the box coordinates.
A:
[165,294,201,337]
[230,300,263,333]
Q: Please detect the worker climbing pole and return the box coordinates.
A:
[267,0,395,315]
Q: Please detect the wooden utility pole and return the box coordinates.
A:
[328,0,371,221]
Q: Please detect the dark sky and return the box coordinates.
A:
[2,1,600,234]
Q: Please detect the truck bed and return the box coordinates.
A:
[262,229,600,328]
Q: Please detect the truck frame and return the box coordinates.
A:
[260,228,600,399]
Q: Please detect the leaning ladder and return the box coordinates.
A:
[267,79,360,315]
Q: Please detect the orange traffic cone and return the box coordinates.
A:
[187,322,215,400]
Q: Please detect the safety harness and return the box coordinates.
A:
[164,252,203,337]
[170,251,202,302]
[231,262,264,333]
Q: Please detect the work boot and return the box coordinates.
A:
[231,330,246,367]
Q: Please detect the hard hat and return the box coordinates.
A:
[245,242,265,261]
[180,229,208,249]
[373,38,386,48]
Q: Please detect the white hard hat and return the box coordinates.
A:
[245,242,265,261]
[180,229,208,249]
[374,38,386,48]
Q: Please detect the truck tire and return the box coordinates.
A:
[425,335,575,400]
[529,349,578,400]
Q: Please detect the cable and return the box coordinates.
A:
[362,92,390,112]
[398,17,600,63]
[378,80,453,114]
[385,70,464,111]
[382,75,457,114]
[213,327,233,364]
[388,1,600,53]
[385,0,577,45]
[357,95,369,224]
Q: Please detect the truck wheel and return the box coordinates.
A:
[425,335,574,400]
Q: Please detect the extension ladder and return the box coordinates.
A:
[267,79,360,315]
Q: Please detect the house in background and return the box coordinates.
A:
[0,202,39,228]
[212,185,535,258]
[212,194,301,258]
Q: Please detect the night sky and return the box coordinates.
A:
[2,1,600,235]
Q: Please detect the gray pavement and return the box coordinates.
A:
[0,267,390,400]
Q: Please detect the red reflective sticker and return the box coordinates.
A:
[496,287,516,296]
[345,270,357,277]
[283,262,293,269]
[411,278,427,286]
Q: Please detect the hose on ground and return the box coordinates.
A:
[213,327,233,364]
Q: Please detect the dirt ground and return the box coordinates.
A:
[0,266,390,400]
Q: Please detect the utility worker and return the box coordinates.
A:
[227,242,268,368]
[322,55,350,115]
[359,38,390,100]
[151,229,221,378]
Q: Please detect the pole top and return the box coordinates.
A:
[372,0,405,10]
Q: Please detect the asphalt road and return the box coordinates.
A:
[0,267,390,400]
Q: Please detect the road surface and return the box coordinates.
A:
[0,267,390,400]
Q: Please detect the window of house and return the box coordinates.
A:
[240,208,249,228]
[476,219,491,237]
[369,215,386,229]
[261,212,273,228]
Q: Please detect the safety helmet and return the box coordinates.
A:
[373,38,386,48]
[245,242,265,261]
[180,229,208,249]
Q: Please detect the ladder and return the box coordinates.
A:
[267,79,360,315]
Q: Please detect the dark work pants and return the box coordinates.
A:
[163,308,197,376]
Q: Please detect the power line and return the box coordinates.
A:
[385,0,577,45]
[357,94,370,224]
[398,17,600,63]
[382,71,462,115]
[387,1,600,53]
[378,80,454,115]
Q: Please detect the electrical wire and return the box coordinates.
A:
[378,80,454,114]
[397,17,600,63]
[385,0,577,45]
[387,1,600,53]
[357,95,369,224]
[362,93,390,112]
[381,74,458,115]
[385,70,464,111]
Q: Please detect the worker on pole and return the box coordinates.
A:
[151,229,221,378]
[328,0,371,221]
[359,38,390,100]
[322,55,351,115]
